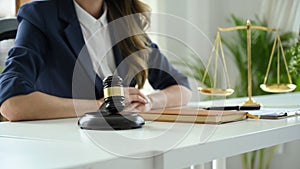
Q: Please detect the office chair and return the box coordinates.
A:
[0,17,18,41]
[0,17,18,121]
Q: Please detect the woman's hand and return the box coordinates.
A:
[124,97,152,112]
[123,87,152,112]
[122,85,191,113]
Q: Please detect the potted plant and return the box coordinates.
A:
[287,36,300,91]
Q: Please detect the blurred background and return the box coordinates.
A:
[142,0,300,100]
[0,0,299,169]
[142,1,300,169]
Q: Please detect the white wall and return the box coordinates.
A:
[0,0,15,17]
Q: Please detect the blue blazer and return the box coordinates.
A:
[0,0,189,104]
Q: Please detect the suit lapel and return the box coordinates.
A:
[58,0,84,58]
[64,22,85,57]
[112,43,129,82]
[107,16,129,84]
[57,0,103,91]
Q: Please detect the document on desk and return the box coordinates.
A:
[140,108,248,124]
[247,108,300,119]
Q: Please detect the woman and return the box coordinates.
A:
[0,0,191,121]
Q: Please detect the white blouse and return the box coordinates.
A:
[73,1,116,79]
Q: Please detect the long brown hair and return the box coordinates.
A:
[106,0,151,89]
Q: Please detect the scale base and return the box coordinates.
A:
[242,97,261,106]
[78,112,145,130]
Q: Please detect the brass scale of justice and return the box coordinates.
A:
[198,20,296,106]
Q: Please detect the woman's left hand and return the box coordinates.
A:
[124,89,152,113]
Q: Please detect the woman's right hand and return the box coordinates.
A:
[123,87,150,112]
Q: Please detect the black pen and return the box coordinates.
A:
[239,105,261,110]
[204,105,260,111]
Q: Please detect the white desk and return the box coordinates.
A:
[0,92,300,169]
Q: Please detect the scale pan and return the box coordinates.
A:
[198,87,234,96]
[260,84,296,93]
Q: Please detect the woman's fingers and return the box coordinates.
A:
[123,102,140,112]
[125,87,147,99]
[127,95,147,104]
[124,87,147,105]
[135,101,152,112]
[123,98,152,113]
[121,87,153,113]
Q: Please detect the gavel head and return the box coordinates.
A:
[101,76,125,114]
